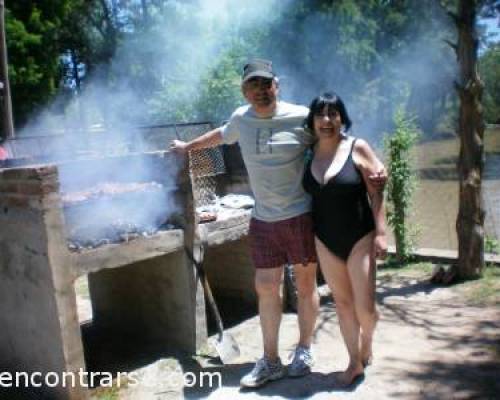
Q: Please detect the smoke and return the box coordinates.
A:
[14,0,460,147]
[5,1,460,239]
[58,153,180,248]
[16,0,288,137]
[264,3,457,144]
[0,1,294,247]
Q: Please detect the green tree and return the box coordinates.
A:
[384,107,420,262]
[262,0,379,102]
[145,1,272,124]
[5,1,77,125]
[258,0,457,137]
[479,43,500,123]
[195,32,266,123]
[6,0,131,127]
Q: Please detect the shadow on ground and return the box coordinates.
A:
[385,358,500,399]
[78,272,500,399]
[180,360,367,399]
[375,276,500,400]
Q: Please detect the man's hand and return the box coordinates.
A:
[169,139,189,154]
[169,128,223,154]
[368,167,387,192]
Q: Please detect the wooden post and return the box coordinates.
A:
[0,0,14,139]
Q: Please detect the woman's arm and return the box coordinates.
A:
[353,139,388,258]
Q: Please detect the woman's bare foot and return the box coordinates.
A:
[362,355,373,367]
[360,310,378,366]
[337,362,364,387]
[360,334,373,367]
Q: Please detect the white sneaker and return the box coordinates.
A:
[240,356,286,388]
[287,345,314,377]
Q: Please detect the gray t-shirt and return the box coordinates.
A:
[221,101,313,222]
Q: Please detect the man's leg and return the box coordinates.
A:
[255,266,285,361]
[293,262,319,348]
[286,262,319,377]
[240,266,286,387]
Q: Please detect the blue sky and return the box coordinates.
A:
[480,17,500,43]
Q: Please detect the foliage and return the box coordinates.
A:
[379,259,434,273]
[479,43,500,123]
[478,0,500,18]
[135,0,428,126]
[254,0,457,138]
[485,235,499,254]
[5,1,72,124]
[145,2,271,124]
[261,0,380,102]
[384,107,421,262]
[4,0,497,132]
[194,36,264,123]
[194,51,247,124]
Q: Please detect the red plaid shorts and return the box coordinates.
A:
[249,213,317,269]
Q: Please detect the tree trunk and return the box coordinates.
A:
[0,0,14,139]
[395,208,406,262]
[455,0,485,279]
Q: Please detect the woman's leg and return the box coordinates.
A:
[315,237,364,384]
[347,232,378,366]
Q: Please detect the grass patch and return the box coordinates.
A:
[91,386,120,400]
[378,259,500,305]
[90,374,132,400]
[454,264,500,305]
[377,261,433,286]
[378,260,433,275]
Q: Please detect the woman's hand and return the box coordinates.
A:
[368,167,387,193]
[374,234,388,259]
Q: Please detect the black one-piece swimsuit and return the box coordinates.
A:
[302,139,375,261]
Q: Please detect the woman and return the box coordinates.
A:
[302,92,387,386]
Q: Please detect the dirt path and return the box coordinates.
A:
[107,271,500,400]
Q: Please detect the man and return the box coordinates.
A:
[171,59,383,388]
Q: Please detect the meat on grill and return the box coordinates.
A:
[61,182,165,204]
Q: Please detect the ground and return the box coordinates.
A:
[91,263,500,400]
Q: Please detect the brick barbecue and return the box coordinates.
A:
[0,125,256,400]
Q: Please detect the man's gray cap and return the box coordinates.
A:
[242,59,274,83]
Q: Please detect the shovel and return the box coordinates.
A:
[184,246,241,364]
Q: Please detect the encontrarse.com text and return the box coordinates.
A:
[0,369,222,389]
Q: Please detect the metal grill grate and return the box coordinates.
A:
[173,124,226,207]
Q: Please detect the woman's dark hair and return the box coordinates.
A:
[304,92,352,132]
